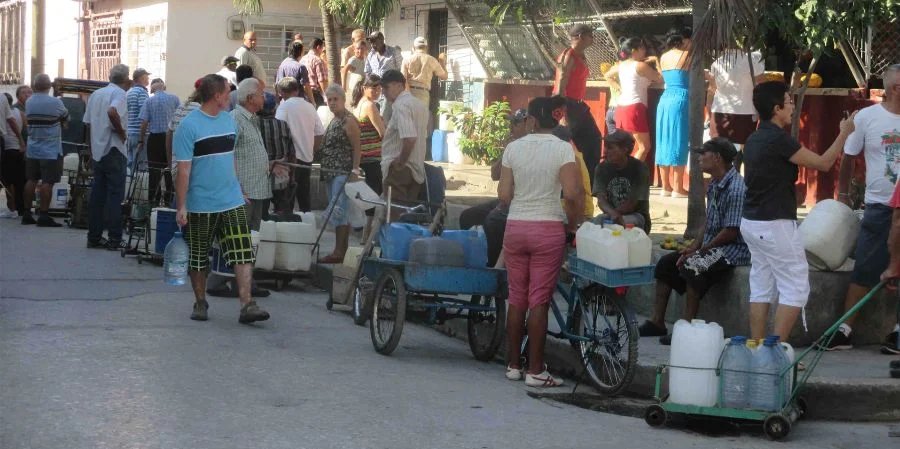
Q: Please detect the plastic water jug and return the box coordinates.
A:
[274,221,317,271]
[623,224,652,267]
[749,337,782,411]
[63,153,79,173]
[768,336,794,407]
[597,229,629,269]
[163,231,189,286]
[780,341,795,400]
[380,223,429,261]
[50,179,70,210]
[576,222,604,266]
[799,199,860,270]
[721,336,753,408]
[669,319,725,407]
[441,229,488,267]
[408,237,466,267]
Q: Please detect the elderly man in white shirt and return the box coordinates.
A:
[235,31,268,85]
[379,70,428,206]
[275,76,325,213]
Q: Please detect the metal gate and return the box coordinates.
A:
[89,13,122,81]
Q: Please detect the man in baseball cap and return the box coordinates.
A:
[217,56,240,88]
[401,35,447,107]
[126,68,151,168]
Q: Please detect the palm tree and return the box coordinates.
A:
[232,0,398,85]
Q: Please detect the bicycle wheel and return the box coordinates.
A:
[467,295,506,361]
[352,276,374,326]
[571,285,638,396]
[369,269,407,355]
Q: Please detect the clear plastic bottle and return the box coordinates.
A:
[163,231,189,286]
[749,337,780,411]
[721,336,753,408]
[768,336,793,407]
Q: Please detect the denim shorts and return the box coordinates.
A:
[851,204,892,288]
[326,175,350,227]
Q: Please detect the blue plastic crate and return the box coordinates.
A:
[567,255,654,287]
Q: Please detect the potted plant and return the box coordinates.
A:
[439,101,511,164]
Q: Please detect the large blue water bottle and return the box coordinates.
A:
[749,337,780,411]
[721,336,753,408]
[163,230,189,285]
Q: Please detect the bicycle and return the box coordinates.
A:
[517,250,649,396]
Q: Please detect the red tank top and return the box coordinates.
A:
[556,48,589,101]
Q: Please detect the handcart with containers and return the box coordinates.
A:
[61,142,92,229]
[643,281,889,440]
[120,152,172,263]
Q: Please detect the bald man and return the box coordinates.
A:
[235,31,268,84]
[341,29,366,73]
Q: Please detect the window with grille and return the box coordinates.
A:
[125,21,167,80]
[89,15,122,81]
[251,23,325,86]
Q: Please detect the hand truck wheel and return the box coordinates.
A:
[763,414,791,440]
[643,404,667,428]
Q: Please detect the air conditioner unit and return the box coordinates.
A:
[227,17,245,40]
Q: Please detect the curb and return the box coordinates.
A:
[311,263,900,422]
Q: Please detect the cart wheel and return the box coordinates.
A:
[369,268,406,355]
[643,404,667,428]
[763,414,792,441]
[274,276,291,291]
[795,396,808,421]
[326,295,334,311]
[467,295,506,362]
[120,248,127,258]
[352,277,374,326]
[572,285,639,396]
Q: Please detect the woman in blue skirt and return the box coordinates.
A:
[655,27,692,197]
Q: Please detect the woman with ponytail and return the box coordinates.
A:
[499,96,585,388]
[604,37,662,163]
[655,27,693,197]
[351,74,386,242]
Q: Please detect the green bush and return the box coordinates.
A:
[439,101,511,164]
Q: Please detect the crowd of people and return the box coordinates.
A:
[0,24,898,384]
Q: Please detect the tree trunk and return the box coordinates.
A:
[685,0,709,239]
[791,53,820,139]
[321,7,340,87]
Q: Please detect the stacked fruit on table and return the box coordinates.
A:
[660,236,694,251]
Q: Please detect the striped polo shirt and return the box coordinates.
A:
[25,92,69,160]
[173,108,244,213]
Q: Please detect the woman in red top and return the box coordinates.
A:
[554,24,602,188]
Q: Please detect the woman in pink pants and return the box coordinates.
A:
[498,96,586,387]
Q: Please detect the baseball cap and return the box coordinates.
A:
[569,24,595,38]
[133,68,151,80]
[693,137,738,164]
[509,108,527,123]
[413,36,428,48]
[222,56,239,66]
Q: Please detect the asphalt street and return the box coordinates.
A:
[0,220,896,449]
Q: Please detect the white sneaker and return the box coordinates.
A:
[525,370,564,388]
[0,210,17,218]
[505,365,523,381]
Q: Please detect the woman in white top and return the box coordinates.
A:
[499,95,585,388]
[342,40,368,108]
[605,37,662,163]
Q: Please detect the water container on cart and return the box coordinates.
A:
[50,177,70,210]
[721,336,753,408]
[799,199,860,270]
[623,224,652,267]
[408,237,466,267]
[380,223,429,261]
[597,229,629,269]
[576,222,603,266]
[274,221,317,271]
[749,337,782,411]
[255,220,277,271]
[669,319,725,407]
[441,229,488,267]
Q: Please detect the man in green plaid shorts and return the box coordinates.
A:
[173,74,269,324]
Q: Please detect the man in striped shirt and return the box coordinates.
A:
[126,68,150,168]
[22,74,68,227]
[379,70,427,205]
[139,78,180,204]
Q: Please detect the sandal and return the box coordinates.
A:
[506,365,523,381]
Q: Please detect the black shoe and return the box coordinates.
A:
[87,237,110,249]
[891,360,900,379]
[639,320,667,337]
[36,216,62,227]
[881,331,899,355]
[105,240,127,251]
[252,287,271,298]
[190,300,209,321]
[21,214,36,225]
[659,334,672,346]
[824,329,853,351]
[239,301,270,324]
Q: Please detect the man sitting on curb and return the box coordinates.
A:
[592,130,651,233]
[639,138,751,345]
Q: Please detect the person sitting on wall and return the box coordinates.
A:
[591,130,651,233]
[639,138,751,345]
